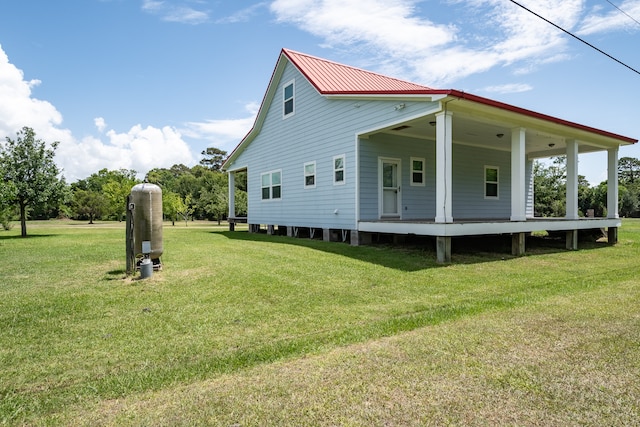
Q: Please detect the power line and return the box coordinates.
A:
[507,0,640,76]
[605,0,640,27]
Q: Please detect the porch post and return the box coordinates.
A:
[510,127,526,221]
[607,147,619,218]
[525,159,535,218]
[435,111,453,223]
[566,139,579,219]
[228,171,236,218]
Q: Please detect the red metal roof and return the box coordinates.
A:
[282,48,636,144]
[283,48,434,94]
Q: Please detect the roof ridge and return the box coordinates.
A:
[282,48,434,91]
[282,48,434,94]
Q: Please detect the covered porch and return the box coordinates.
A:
[355,94,627,262]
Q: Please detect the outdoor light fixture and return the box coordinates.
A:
[496,133,504,138]
[429,121,436,126]
[549,143,555,147]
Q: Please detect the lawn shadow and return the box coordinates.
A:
[103,268,128,281]
[0,234,57,240]
[216,229,609,271]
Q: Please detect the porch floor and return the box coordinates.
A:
[358,216,621,237]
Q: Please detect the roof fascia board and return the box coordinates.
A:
[445,90,636,145]
[324,94,444,102]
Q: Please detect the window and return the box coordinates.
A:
[333,154,345,185]
[410,157,425,186]
[304,161,316,188]
[283,81,294,117]
[485,166,499,198]
[261,170,282,200]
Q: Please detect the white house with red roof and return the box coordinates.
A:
[222,48,637,262]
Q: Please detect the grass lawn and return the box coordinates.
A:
[1,219,639,425]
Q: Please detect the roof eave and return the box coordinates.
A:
[444,89,637,145]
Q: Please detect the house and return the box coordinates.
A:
[222,48,637,262]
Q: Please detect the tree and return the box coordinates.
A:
[533,157,566,217]
[199,147,227,171]
[162,191,186,226]
[72,189,107,224]
[618,157,640,185]
[0,127,64,237]
[0,170,16,230]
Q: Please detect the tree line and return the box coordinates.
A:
[534,156,640,218]
[2,127,640,237]
[0,127,246,236]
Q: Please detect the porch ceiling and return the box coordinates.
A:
[376,106,626,159]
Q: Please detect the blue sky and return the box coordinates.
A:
[0,0,638,184]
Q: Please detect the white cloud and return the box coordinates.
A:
[216,3,267,24]
[578,0,640,35]
[481,83,533,94]
[0,45,63,134]
[56,125,194,181]
[94,117,107,133]
[268,0,637,86]
[141,0,210,24]
[0,44,195,182]
[182,102,259,153]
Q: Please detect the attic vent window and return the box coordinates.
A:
[283,80,294,117]
[392,125,410,131]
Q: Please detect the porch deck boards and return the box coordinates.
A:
[358,216,620,237]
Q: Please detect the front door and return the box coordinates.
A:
[379,158,401,218]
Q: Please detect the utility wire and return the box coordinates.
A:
[605,0,640,27]
[508,0,640,76]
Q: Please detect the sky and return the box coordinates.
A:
[0,0,638,184]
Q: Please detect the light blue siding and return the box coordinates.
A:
[229,61,440,229]
[359,138,513,221]
[359,134,436,220]
[228,59,517,228]
[452,145,511,219]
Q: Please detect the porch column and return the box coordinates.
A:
[565,139,579,219]
[435,111,453,223]
[510,127,526,221]
[607,147,619,218]
[525,159,535,218]
[228,172,236,219]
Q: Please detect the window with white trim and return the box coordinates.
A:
[410,157,425,186]
[304,161,316,188]
[261,170,282,200]
[283,80,294,117]
[484,166,499,198]
[333,154,345,185]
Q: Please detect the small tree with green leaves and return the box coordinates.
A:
[0,127,65,237]
[162,191,186,226]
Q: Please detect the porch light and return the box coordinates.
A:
[496,133,504,138]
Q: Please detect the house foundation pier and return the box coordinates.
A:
[512,232,526,256]
[566,230,578,250]
[436,236,451,263]
[608,227,618,244]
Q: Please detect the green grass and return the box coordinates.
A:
[1,219,639,425]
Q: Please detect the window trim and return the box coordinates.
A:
[304,161,316,189]
[410,156,426,187]
[333,154,346,186]
[261,169,282,201]
[484,165,499,199]
[283,80,295,118]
